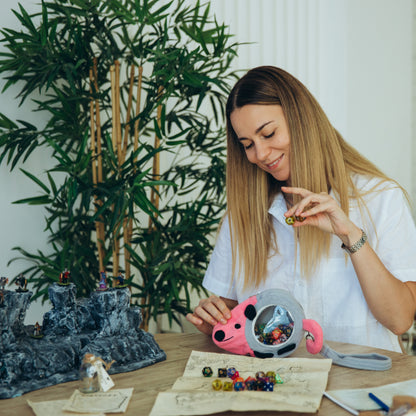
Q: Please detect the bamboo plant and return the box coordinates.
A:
[0,0,238,330]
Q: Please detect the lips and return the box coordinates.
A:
[266,154,283,170]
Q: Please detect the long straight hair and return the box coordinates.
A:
[225,66,392,289]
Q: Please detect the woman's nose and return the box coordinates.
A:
[255,141,271,162]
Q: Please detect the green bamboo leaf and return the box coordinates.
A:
[40,1,49,47]
[153,118,163,140]
[13,195,52,205]
[14,4,39,37]
[19,168,51,194]
[69,0,89,9]
[0,113,18,129]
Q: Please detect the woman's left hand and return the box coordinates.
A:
[281,186,360,243]
[282,186,416,336]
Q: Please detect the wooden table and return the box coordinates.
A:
[1,333,415,416]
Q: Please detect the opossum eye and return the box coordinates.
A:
[235,323,241,329]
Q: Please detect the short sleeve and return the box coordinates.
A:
[202,216,238,299]
[363,182,416,283]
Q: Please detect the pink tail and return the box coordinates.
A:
[302,319,323,354]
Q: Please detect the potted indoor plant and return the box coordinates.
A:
[0,0,238,330]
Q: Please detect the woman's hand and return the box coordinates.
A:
[186,295,237,335]
[282,186,416,336]
[281,186,362,246]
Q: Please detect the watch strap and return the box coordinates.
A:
[341,229,367,254]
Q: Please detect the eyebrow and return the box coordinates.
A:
[237,120,274,141]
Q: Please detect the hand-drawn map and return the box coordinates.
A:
[150,350,332,415]
[63,388,133,413]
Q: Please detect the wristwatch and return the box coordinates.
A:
[341,229,367,254]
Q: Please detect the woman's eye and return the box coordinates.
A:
[244,142,254,149]
[264,131,275,139]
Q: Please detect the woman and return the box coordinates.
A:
[186,66,416,352]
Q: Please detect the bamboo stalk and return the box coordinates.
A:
[143,86,164,329]
[148,86,163,229]
[93,59,105,270]
[120,65,136,281]
[125,65,143,282]
[93,58,103,184]
[110,61,122,277]
[133,66,143,157]
[141,294,149,332]
[92,59,106,270]
[110,65,117,153]
[110,63,117,276]
[89,69,97,186]
[89,66,104,272]
[114,60,122,166]
[113,237,120,278]
[122,65,135,162]
[123,216,130,280]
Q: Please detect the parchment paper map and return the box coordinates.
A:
[62,388,133,413]
[150,350,332,416]
[27,399,105,416]
[327,379,416,411]
[27,388,133,415]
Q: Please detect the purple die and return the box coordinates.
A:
[227,367,238,379]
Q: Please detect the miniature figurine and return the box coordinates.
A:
[97,271,108,291]
[0,276,8,291]
[31,322,43,339]
[79,353,115,393]
[115,272,128,288]
[15,274,28,292]
[58,268,71,285]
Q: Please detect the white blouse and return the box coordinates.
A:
[203,175,416,352]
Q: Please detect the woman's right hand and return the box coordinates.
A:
[186,295,237,335]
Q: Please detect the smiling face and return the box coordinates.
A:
[230,104,291,183]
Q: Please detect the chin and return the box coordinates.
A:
[271,173,289,182]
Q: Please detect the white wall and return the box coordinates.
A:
[0,0,413,327]
[0,1,53,322]
[211,0,413,193]
[346,0,413,194]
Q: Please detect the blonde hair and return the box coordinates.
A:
[225,66,395,289]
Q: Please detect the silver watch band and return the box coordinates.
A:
[341,229,367,254]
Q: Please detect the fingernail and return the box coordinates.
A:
[220,318,227,325]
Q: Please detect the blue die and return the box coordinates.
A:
[264,381,274,391]
[234,381,245,391]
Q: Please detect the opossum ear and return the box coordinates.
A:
[244,304,256,321]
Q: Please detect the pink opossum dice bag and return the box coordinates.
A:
[212,289,392,371]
